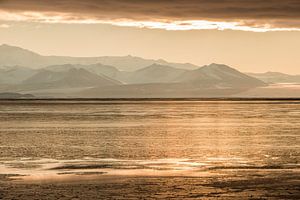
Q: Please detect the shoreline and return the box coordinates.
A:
[1,173,299,199]
[1,97,300,101]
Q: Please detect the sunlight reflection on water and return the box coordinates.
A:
[0,100,299,183]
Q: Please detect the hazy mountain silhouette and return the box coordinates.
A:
[41,63,265,88]
[234,83,300,98]
[0,44,45,67]
[44,64,77,72]
[125,64,187,84]
[0,44,198,71]
[45,63,127,83]
[1,44,286,98]
[175,63,267,88]
[22,68,121,89]
[44,63,187,84]
[0,92,34,99]
[0,62,268,97]
[0,66,37,84]
[75,64,267,98]
[46,63,117,74]
[247,72,300,84]
[78,82,245,98]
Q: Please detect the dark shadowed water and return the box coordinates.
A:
[0,100,299,199]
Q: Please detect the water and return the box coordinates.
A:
[0,100,299,199]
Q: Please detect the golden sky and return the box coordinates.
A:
[0,0,299,73]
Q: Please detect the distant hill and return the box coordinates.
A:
[0,66,37,84]
[45,63,126,83]
[247,72,300,84]
[125,64,187,84]
[175,63,267,88]
[75,63,267,98]
[22,68,121,89]
[77,82,245,98]
[0,62,268,98]
[0,44,277,98]
[234,83,300,98]
[0,44,198,71]
[0,92,34,99]
[0,45,44,68]
[41,63,265,89]
[44,63,187,84]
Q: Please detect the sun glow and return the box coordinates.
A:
[1,10,300,32]
[110,20,300,32]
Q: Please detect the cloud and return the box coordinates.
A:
[0,23,10,28]
[0,0,299,31]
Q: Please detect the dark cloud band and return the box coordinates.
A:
[0,0,299,29]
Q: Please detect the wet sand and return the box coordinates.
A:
[1,172,300,200]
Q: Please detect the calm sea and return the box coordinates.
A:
[0,100,299,199]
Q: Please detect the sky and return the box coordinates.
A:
[0,0,299,74]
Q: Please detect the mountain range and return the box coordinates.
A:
[0,44,298,98]
[247,72,300,84]
[0,44,197,71]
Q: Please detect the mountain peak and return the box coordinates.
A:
[0,44,9,47]
[0,44,40,55]
[175,62,267,88]
[264,71,288,76]
[0,44,18,50]
[0,44,25,50]
[199,63,239,74]
[137,63,180,72]
[0,44,43,68]
[207,63,233,69]
[148,63,166,68]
